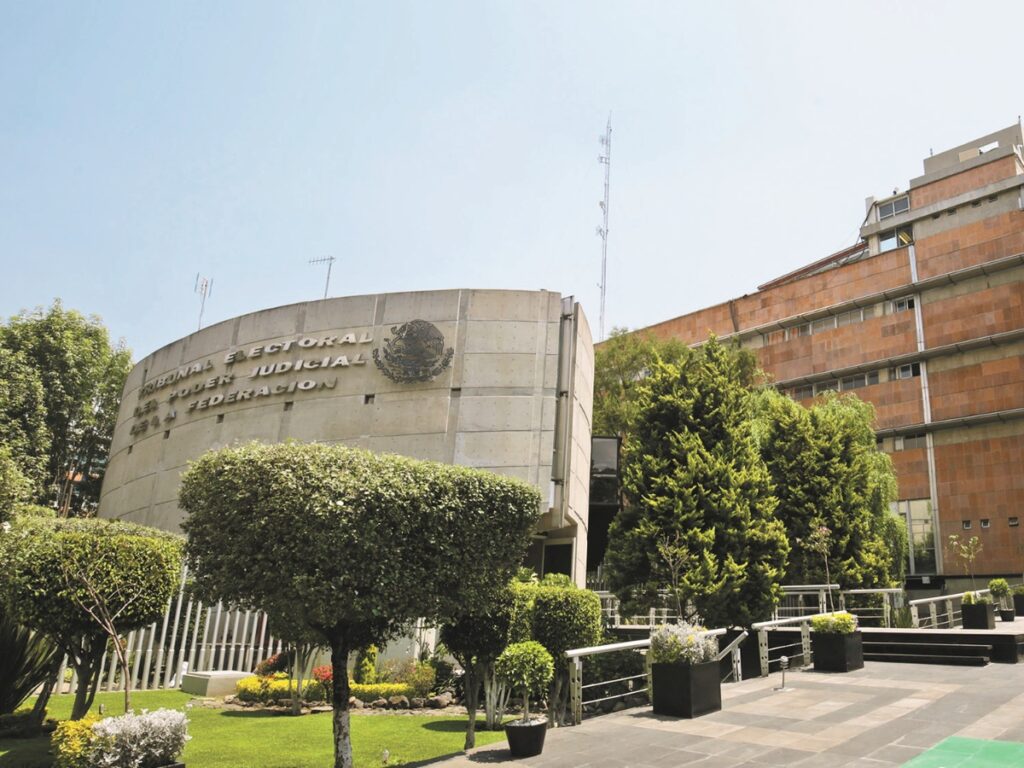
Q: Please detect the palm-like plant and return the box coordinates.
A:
[0,607,60,715]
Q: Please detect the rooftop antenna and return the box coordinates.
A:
[309,255,336,300]
[194,274,213,331]
[596,114,612,341]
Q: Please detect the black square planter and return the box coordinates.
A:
[811,631,864,673]
[962,603,996,629]
[1014,594,1024,617]
[651,660,721,718]
[1000,608,1016,622]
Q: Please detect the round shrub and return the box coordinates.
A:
[989,578,1010,599]
[495,640,554,720]
[649,622,718,664]
[810,611,858,634]
[52,715,99,768]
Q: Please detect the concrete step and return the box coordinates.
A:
[865,652,989,666]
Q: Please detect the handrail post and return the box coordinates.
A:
[731,645,742,682]
[929,602,938,628]
[569,657,582,725]
[758,628,768,677]
[883,596,892,628]
[910,604,920,627]
[800,622,811,667]
[945,598,954,628]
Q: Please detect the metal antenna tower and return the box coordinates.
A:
[309,255,336,299]
[596,115,612,341]
[194,274,213,331]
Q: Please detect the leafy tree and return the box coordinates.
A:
[0,347,49,493]
[1,301,131,513]
[754,389,900,589]
[0,446,30,525]
[440,586,516,749]
[604,337,788,627]
[947,534,983,591]
[0,515,183,719]
[593,328,691,437]
[179,442,541,768]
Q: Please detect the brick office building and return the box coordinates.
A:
[634,124,1024,586]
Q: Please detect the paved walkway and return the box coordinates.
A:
[436,661,1024,767]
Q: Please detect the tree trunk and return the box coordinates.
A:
[31,657,61,726]
[548,672,565,727]
[114,638,132,713]
[462,665,479,750]
[330,640,353,768]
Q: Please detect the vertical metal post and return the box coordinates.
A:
[227,610,242,669]
[929,602,939,629]
[800,622,811,667]
[197,606,214,671]
[569,658,582,725]
[883,596,892,628]
[945,598,955,628]
[758,629,769,677]
[910,604,920,628]
[185,600,202,678]
[163,570,188,687]
[172,598,195,687]
[130,626,146,690]
[218,606,232,669]
[140,620,159,690]
[731,645,743,682]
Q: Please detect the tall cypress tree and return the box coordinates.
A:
[604,338,788,627]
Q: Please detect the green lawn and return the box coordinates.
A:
[0,690,507,768]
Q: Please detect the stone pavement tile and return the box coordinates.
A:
[740,746,817,765]
[866,743,926,764]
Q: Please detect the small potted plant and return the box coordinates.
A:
[989,579,1014,622]
[649,622,721,718]
[961,592,996,630]
[810,612,863,673]
[1014,585,1024,617]
[495,641,554,759]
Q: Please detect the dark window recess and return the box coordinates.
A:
[1010,517,1020,528]
[891,296,916,313]
[283,401,294,411]
[792,384,814,400]
[591,437,620,475]
[216,414,224,423]
[981,519,991,529]
[127,444,133,455]
[163,430,170,439]
[899,433,927,450]
[590,476,619,506]
[364,394,375,404]
[962,520,972,530]
[542,544,573,578]
[892,362,922,380]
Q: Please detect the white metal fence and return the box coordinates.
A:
[56,568,283,694]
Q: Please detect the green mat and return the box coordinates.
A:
[903,737,1024,767]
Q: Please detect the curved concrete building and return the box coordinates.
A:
[99,289,594,582]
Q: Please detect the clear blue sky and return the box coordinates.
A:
[2,1,1022,359]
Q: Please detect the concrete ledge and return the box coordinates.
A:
[180,670,249,697]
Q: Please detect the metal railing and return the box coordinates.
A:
[840,588,905,628]
[909,589,991,628]
[565,627,731,725]
[751,611,838,676]
[593,591,678,627]
[775,584,906,628]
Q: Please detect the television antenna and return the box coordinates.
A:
[309,255,336,299]
[194,274,213,331]
[596,114,612,341]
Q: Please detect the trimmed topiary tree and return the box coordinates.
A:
[441,586,517,749]
[0,515,183,719]
[179,442,541,768]
[495,641,554,724]
[528,582,602,725]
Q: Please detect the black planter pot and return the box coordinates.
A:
[811,631,864,673]
[504,717,547,758]
[651,660,721,718]
[1014,594,1024,616]
[962,603,996,629]
[1000,608,1016,622]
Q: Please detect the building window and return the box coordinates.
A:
[364,394,375,404]
[962,520,972,530]
[283,401,294,411]
[893,499,936,575]
[892,362,921,380]
[791,384,814,400]
[216,414,224,423]
[163,430,170,440]
[896,433,927,450]
[1010,517,1020,528]
[879,225,913,253]
[890,296,916,313]
[981,519,991,529]
[878,196,910,221]
[811,316,836,334]
[787,323,811,340]
[814,380,839,396]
